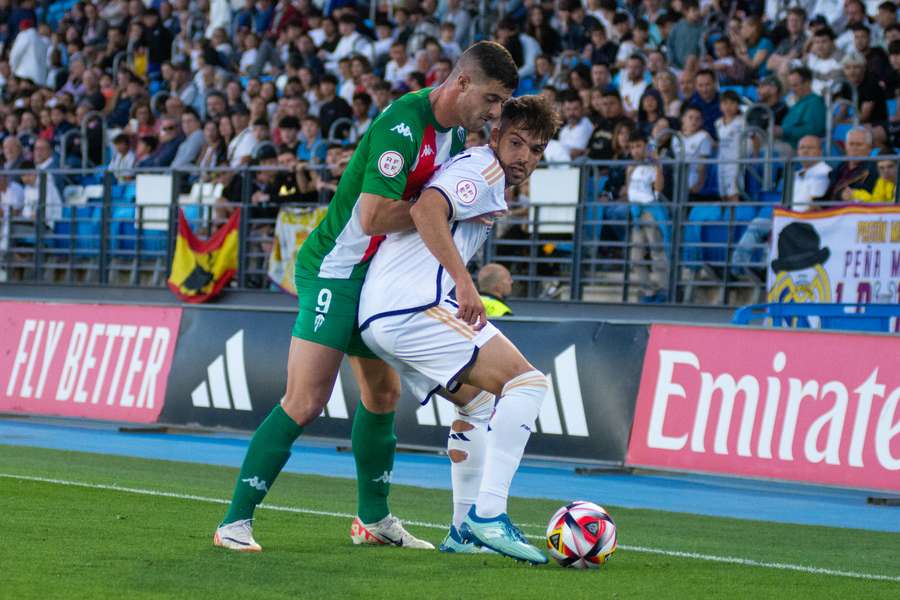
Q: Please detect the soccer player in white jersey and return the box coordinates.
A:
[358,96,561,564]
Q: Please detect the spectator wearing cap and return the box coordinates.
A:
[826,126,879,200]
[687,69,722,140]
[836,0,870,54]
[227,104,256,166]
[806,27,843,97]
[768,7,808,77]
[172,108,205,168]
[667,0,704,72]
[9,18,48,87]
[316,73,352,141]
[776,67,826,148]
[849,23,891,83]
[747,76,788,131]
[277,116,301,155]
[837,52,888,130]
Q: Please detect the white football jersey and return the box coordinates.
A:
[359,144,508,329]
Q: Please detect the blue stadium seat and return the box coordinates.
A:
[733,303,899,333]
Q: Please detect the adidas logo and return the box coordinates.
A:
[416,345,590,437]
[390,122,413,141]
[191,330,253,411]
[242,476,269,492]
[421,144,433,157]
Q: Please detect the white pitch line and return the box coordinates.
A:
[3,473,899,584]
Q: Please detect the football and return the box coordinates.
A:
[545,501,618,569]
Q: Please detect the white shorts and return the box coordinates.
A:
[360,299,499,404]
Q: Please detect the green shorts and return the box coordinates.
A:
[291,272,377,359]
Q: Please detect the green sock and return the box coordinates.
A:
[223,405,303,524]
[352,403,396,524]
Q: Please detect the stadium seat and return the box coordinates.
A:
[733,303,899,332]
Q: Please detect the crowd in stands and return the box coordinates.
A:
[1,0,899,297]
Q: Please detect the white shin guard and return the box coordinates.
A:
[447,390,494,529]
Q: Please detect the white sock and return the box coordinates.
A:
[475,370,547,519]
[448,391,493,529]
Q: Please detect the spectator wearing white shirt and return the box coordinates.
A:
[619,54,650,116]
[792,135,833,211]
[673,106,714,196]
[806,27,844,96]
[836,0,870,54]
[109,134,136,182]
[319,14,374,74]
[0,174,25,270]
[227,105,257,167]
[384,41,416,88]
[20,161,62,229]
[556,92,595,159]
[731,136,830,276]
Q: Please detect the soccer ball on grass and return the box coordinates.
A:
[545,501,617,569]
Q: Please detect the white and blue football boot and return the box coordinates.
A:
[439,524,494,554]
[460,507,547,564]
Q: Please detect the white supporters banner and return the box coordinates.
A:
[767,205,900,305]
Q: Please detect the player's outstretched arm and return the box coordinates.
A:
[410,189,486,330]
[358,192,415,236]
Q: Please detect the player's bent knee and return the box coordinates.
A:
[281,388,329,426]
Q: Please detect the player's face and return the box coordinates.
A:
[491,124,547,187]
[457,74,512,130]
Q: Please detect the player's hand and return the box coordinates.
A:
[454,277,487,331]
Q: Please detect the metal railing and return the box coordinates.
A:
[1,154,897,304]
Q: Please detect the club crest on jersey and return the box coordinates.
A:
[377,151,404,178]
[390,122,414,141]
[455,179,477,205]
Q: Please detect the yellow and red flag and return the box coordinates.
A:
[167,208,240,303]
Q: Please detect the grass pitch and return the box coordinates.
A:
[1,444,899,599]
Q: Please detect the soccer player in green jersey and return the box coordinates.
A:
[214,42,519,552]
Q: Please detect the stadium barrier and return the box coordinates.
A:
[627,323,900,493]
[4,297,900,492]
[3,154,897,305]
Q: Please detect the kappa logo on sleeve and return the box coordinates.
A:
[390,122,414,141]
[377,151,404,178]
[455,179,478,205]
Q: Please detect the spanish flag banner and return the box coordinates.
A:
[167,208,240,303]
